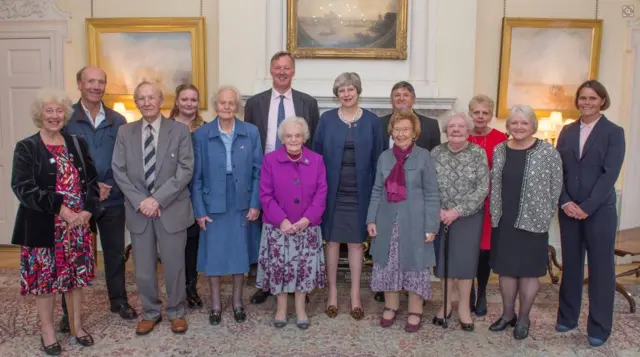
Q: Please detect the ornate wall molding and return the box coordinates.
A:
[0,0,69,20]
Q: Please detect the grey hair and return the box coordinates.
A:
[441,112,474,134]
[133,80,163,100]
[31,88,74,129]
[332,72,362,96]
[506,105,538,134]
[277,116,310,142]
[211,84,243,114]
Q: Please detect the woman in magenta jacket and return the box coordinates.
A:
[256,116,328,330]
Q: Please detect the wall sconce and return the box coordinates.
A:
[112,102,135,122]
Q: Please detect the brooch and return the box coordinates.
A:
[49,158,55,164]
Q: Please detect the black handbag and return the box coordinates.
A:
[71,135,105,225]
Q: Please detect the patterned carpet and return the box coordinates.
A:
[0,269,639,357]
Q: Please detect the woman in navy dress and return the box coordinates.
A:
[312,72,383,320]
[191,85,263,325]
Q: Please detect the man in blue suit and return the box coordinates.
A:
[555,80,625,347]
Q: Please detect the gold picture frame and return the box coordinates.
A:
[497,18,602,119]
[286,0,408,59]
[86,17,207,110]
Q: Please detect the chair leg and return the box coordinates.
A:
[615,282,636,313]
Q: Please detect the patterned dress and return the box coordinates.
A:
[19,145,94,296]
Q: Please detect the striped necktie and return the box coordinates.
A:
[144,124,156,193]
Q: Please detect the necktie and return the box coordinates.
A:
[144,124,156,193]
[275,95,285,149]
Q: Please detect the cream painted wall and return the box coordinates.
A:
[54,0,219,119]
[474,0,638,133]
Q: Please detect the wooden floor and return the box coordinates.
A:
[0,245,638,285]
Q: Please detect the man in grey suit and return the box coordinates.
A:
[244,51,320,304]
[112,81,194,335]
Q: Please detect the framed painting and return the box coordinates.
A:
[497,18,602,119]
[286,0,408,59]
[86,17,207,110]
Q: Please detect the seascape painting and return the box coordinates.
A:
[287,0,408,59]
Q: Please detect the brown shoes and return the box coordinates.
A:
[170,318,188,334]
[135,317,162,335]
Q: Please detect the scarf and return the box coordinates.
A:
[385,143,414,203]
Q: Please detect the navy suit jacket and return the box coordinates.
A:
[312,108,383,241]
[379,111,441,151]
[556,116,625,215]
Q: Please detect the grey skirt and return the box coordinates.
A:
[434,210,484,279]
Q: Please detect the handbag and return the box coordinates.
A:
[70,135,105,224]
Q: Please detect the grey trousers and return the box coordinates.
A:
[130,219,187,320]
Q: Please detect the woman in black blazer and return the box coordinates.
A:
[11,89,99,355]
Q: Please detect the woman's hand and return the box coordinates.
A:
[367,223,377,237]
[247,208,261,221]
[196,216,212,230]
[292,217,310,231]
[424,232,436,243]
[280,219,295,235]
[441,209,460,226]
[78,211,92,227]
[60,206,82,228]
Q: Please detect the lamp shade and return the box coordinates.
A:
[538,118,552,132]
[549,111,563,127]
[113,102,127,115]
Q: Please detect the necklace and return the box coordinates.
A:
[287,153,302,162]
[338,107,363,128]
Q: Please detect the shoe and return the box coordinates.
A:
[432,311,452,326]
[272,318,288,328]
[170,318,188,334]
[135,316,162,335]
[59,314,70,333]
[250,290,271,304]
[489,315,518,332]
[555,323,576,333]
[460,321,475,332]
[374,292,385,303]
[41,336,62,356]
[349,301,365,321]
[209,310,221,325]
[110,303,138,320]
[232,306,247,323]
[513,323,530,340]
[474,294,487,317]
[296,319,310,330]
[588,336,606,347]
[186,280,203,309]
[380,307,398,328]
[326,305,338,318]
[74,329,94,347]
[405,312,423,333]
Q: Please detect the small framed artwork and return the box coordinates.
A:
[497,18,603,119]
[286,0,408,59]
[85,17,207,110]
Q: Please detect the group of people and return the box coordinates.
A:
[11,50,625,356]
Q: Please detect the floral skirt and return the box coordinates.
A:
[370,221,432,300]
[256,223,326,294]
[20,216,94,296]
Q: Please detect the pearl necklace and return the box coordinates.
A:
[338,107,363,128]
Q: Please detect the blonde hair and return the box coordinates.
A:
[31,88,73,128]
[388,109,421,138]
[468,94,495,113]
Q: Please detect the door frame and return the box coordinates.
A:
[0,0,69,90]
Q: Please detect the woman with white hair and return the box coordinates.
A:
[191,85,263,325]
[431,112,489,332]
[312,72,384,320]
[256,116,328,329]
[11,88,99,354]
[488,105,562,340]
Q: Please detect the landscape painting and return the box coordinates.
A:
[287,0,408,59]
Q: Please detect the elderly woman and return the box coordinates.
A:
[312,72,383,320]
[169,83,205,309]
[488,105,563,340]
[555,80,625,347]
[256,116,327,329]
[367,110,440,333]
[431,112,489,332]
[191,85,263,325]
[466,95,508,316]
[11,89,99,355]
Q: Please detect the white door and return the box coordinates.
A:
[0,38,52,245]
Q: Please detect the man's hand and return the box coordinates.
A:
[197,216,212,230]
[140,197,160,217]
[562,202,588,219]
[247,208,260,221]
[98,182,112,201]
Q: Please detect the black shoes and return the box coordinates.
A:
[41,336,62,356]
[186,280,203,309]
[489,315,518,332]
[513,323,530,340]
[209,310,222,325]
[250,290,272,304]
[374,292,385,303]
[233,306,247,323]
[460,321,475,332]
[432,311,452,326]
[110,303,138,320]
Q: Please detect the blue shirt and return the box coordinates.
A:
[217,119,235,173]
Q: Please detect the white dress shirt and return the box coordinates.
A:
[141,116,162,165]
[81,100,106,128]
[265,88,296,153]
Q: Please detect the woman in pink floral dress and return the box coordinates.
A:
[11,89,99,355]
[256,116,327,330]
